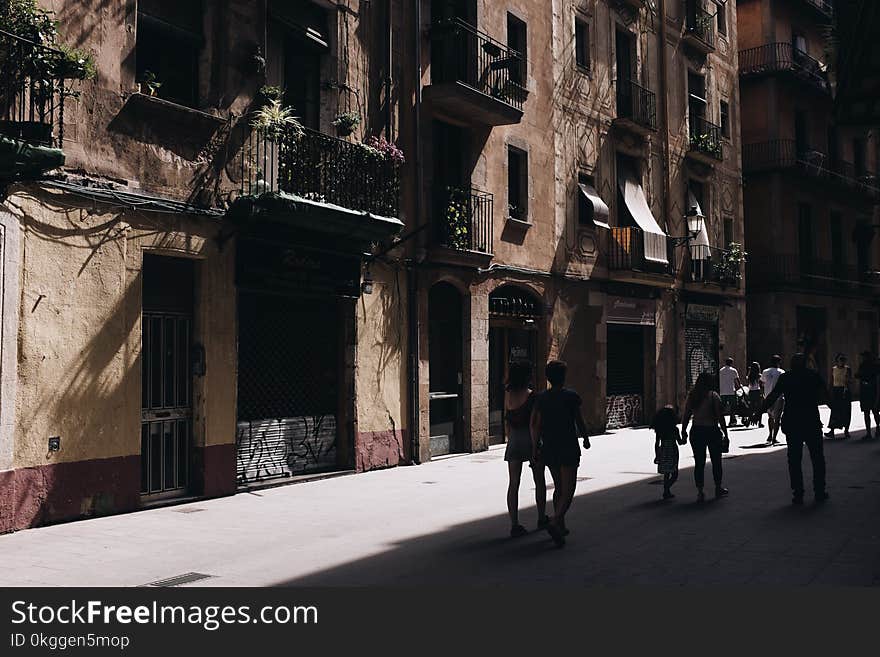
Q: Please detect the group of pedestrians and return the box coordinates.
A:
[502,347,876,547]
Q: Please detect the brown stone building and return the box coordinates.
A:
[737,0,880,374]
[0,0,748,531]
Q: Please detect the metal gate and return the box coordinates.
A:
[236,293,340,485]
[686,320,719,390]
[141,312,192,497]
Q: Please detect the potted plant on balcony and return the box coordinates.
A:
[444,187,471,250]
[139,70,162,97]
[712,242,747,288]
[332,111,361,137]
[251,100,303,142]
[691,133,721,158]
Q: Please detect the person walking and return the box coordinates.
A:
[746,362,764,428]
[757,353,829,505]
[825,353,852,440]
[719,358,742,427]
[761,355,785,445]
[503,361,547,538]
[681,372,730,503]
[651,405,686,500]
[530,360,590,547]
[856,351,880,440]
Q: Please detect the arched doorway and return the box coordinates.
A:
[428,282,464,456]
[488,285,543,445]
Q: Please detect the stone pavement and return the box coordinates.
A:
[1,403,879,586]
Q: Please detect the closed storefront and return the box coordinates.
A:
[605,296,656,429]
[685,304,719,390]
[235,235,359,486]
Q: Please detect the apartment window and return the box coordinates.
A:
[688,71,707,121]
[720,100,730,139]
[136,0,203,107]
[792,33,807,56]
[717,2,727,36]
[575,18,590,71]
[723,216,734,247]
[508,146,528,221]
[507,13,527,86]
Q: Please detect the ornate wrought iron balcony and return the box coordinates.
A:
[688,115,723,162]
[434,186,494,255]
[240,125,401,219]
[426,18,526,127]
[614,79,657,134]
[739,42,829,93]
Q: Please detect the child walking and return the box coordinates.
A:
[652,405,685,499]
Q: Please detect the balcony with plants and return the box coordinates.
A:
[229,96,404,244]
[684,243,746,290]
[687,115,723,164]
[0,4,95,183]
[425,18,526,127]
[432,186,494,263]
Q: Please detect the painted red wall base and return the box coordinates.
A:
[0,445,237,533]
[356,430,408,472]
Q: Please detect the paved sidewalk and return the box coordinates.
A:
[1,403,879,586]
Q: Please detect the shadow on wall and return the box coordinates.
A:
[277,436,880,586]
[6,191,210,530]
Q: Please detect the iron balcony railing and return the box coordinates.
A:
[608,226,673,274]
[739,43,829,92]
[684,1,715,50]
[616,79,657,131]
[801,0,833,20]
[742,140,880,199]
[747,254,877,294]
[240,125,401,218]
[430,18,526,111]
[688,115,723,160]
[435,186,494,254]
[0,28,67,146]
[684,245,742,287]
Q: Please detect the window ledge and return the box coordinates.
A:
[506,216,532,230]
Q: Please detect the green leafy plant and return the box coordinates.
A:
[251,100,304,141]
[444,187,471,250]
[713,242,747,287]
[258,85,284,102]
[332,111,361,135]
[140,70,162,96]
[691,133,722,158]
[54,43,96,80]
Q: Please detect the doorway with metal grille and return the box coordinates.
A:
[236,293,342,485]
[141,255,194,499]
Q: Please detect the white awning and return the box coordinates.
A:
[687,190,711,260]
[578,182,610,229]
[618,166,668,264]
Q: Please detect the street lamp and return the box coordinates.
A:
[669,206,704,247]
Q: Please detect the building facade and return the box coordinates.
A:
[0,0,748,531]
[737,0,880,374]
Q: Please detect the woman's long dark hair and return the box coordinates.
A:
[506,361,532,391]
[748,361,760,384]
[688,371,715,408]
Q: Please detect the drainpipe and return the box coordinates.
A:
[657,0,680,405]
[408,0,424,465]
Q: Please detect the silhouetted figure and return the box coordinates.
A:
[651,405,686,500]
[826,353,852,440]
[856,351,880,440]
[503,361,546,538]
[746,361,764,428]
[719,358,742,427]
[758,353,829,505]
[761,355,785,445]
[681,372,730,502]
[530,360,590,547]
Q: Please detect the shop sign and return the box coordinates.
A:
[236,239,361,298]
[606,296,656,326]
[686,303,720,323]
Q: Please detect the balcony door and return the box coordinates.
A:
[616,29,636,117]
[428,283,464,457]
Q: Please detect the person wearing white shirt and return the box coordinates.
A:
[719,358,742,427]
[761,355,785,445]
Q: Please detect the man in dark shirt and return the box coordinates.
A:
[758,353,830,505]
[530,360,590,547]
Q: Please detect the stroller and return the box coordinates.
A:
[733,386,757,427]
